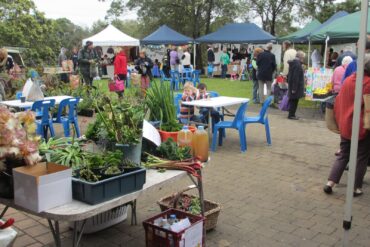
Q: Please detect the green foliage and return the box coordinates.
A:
[156,138,192,161]
[145,81,182,132]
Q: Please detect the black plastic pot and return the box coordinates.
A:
[0,157,26,199]
[72,167,146,205]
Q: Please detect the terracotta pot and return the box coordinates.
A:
[158,130,179,142]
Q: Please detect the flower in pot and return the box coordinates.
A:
[94,97,145,165]
[145,82,182,142]
[0,107,42,198]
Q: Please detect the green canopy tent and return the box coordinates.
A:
[310,7,370,42]
[279,19,322,42]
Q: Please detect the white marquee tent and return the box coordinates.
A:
[82,24,140,47]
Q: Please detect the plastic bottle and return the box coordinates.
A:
[168,214,177,225]
[177,126,193,151]
[193,126,209,162]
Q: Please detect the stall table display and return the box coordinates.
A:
[305,67,334,100]
[0,169,202,247]
[0,96,74,109]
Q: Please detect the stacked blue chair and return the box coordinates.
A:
[31,99,56,140]
[53,98,81,138]
[192,70,201,87]
[211,102,248,152]
[160,70,171,84]
[244,96,273,146]
[170,70,181,91]
[182,68,193,84]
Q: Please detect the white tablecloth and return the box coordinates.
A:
[0,96,74,109]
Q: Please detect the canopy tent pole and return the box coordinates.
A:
[308,40,311,67]
[323,36,330,68]
[193,43,196,69]
[342,0,368,246]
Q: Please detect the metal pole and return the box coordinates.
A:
[193,43,196,69]
[323,36,330,69]
[308,39,311,68]
[342,0,368,246]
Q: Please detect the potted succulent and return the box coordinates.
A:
[93,96,145,165]
[0,107,42,198]
[145,82,182,142]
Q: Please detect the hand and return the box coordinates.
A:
[292,90,296,94]
[144,62,149,66]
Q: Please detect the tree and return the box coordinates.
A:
[245,0,295,36]
[54,18,90,52]
[0,0,61,65]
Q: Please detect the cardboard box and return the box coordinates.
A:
[13,163,72,213]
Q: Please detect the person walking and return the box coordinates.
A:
[58,47,69,83]
[113,47,127,99]
[323,54,370,196]
[287,51,305,120]
[170,46,179,71]
[207,45,215,78]
[251,48,263,104]
[282,41,297,77]
[135,49,153,97]
[256,43,276,103]
[71,47,79,72]
[78,41,98,86]
[220,48,230,79]
[181,48,191,69]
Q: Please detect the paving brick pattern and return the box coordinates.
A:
[2,108,370,247]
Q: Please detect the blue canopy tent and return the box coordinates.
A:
[141,25,193,45]
[196,23,276,43]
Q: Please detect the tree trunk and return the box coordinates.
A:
[205,0,214,34]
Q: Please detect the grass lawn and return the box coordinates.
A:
[94,77,315,108]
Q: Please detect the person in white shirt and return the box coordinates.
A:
[311,49,322,68]
[282,41,297,76]
[182,48,191,69]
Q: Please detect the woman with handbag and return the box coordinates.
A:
[323,54,370,196]
[113,47,127,98]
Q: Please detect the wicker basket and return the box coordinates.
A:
[157,192,221,231]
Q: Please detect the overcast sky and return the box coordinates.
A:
[33,0,137,27]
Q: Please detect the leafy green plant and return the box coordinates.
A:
[145,82,182,132]
[156,138,192,161]
[95,97,144,145]
[50,141,90,169]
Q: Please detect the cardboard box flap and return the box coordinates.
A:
[13,163,71,184]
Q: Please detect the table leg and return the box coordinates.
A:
[129,200,137,226]
[72,220,87,247]
[207,108,211,145]
[0,206,9,218]
[47,220,61,247]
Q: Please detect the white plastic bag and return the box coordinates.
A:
[26,79,44,102]
[22,78,33,99]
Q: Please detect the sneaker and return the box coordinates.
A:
[323,185,333,194]
[288,116,300,120]
[353,188,363,197]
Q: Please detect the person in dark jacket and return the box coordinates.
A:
[256,43,277,102]
[207,46,215,78]
[135,50,153,97]
[252,48,264,104]
[114,47,127,98]
[71,47,79,73]
[287,51,305,120]
[78,41,98,86]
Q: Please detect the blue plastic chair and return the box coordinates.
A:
[174,93,183,118]
[182,68,193,84]
[211,102,248,152]
[244,96,273,146]
[53,98,81,137]
[192,70,201,87]
[170,70,181,91]
[160,70,171,84]
[31,99,56,140]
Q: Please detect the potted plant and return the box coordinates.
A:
[0,107,42,198]
[93,96,145,165]
[145,82,182,142]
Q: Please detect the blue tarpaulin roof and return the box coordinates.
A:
[141,25,193,45]
[196,23,276,44]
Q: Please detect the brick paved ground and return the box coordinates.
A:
[2,106,370,247]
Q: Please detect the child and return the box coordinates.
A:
[135,49,153,97]
[179,82,199,124]
[197,83,220,124]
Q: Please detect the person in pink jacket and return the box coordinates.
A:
[331,56,353,93]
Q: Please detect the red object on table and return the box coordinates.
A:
[0,218,15,229]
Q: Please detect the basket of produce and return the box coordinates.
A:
[157,187,221,231]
